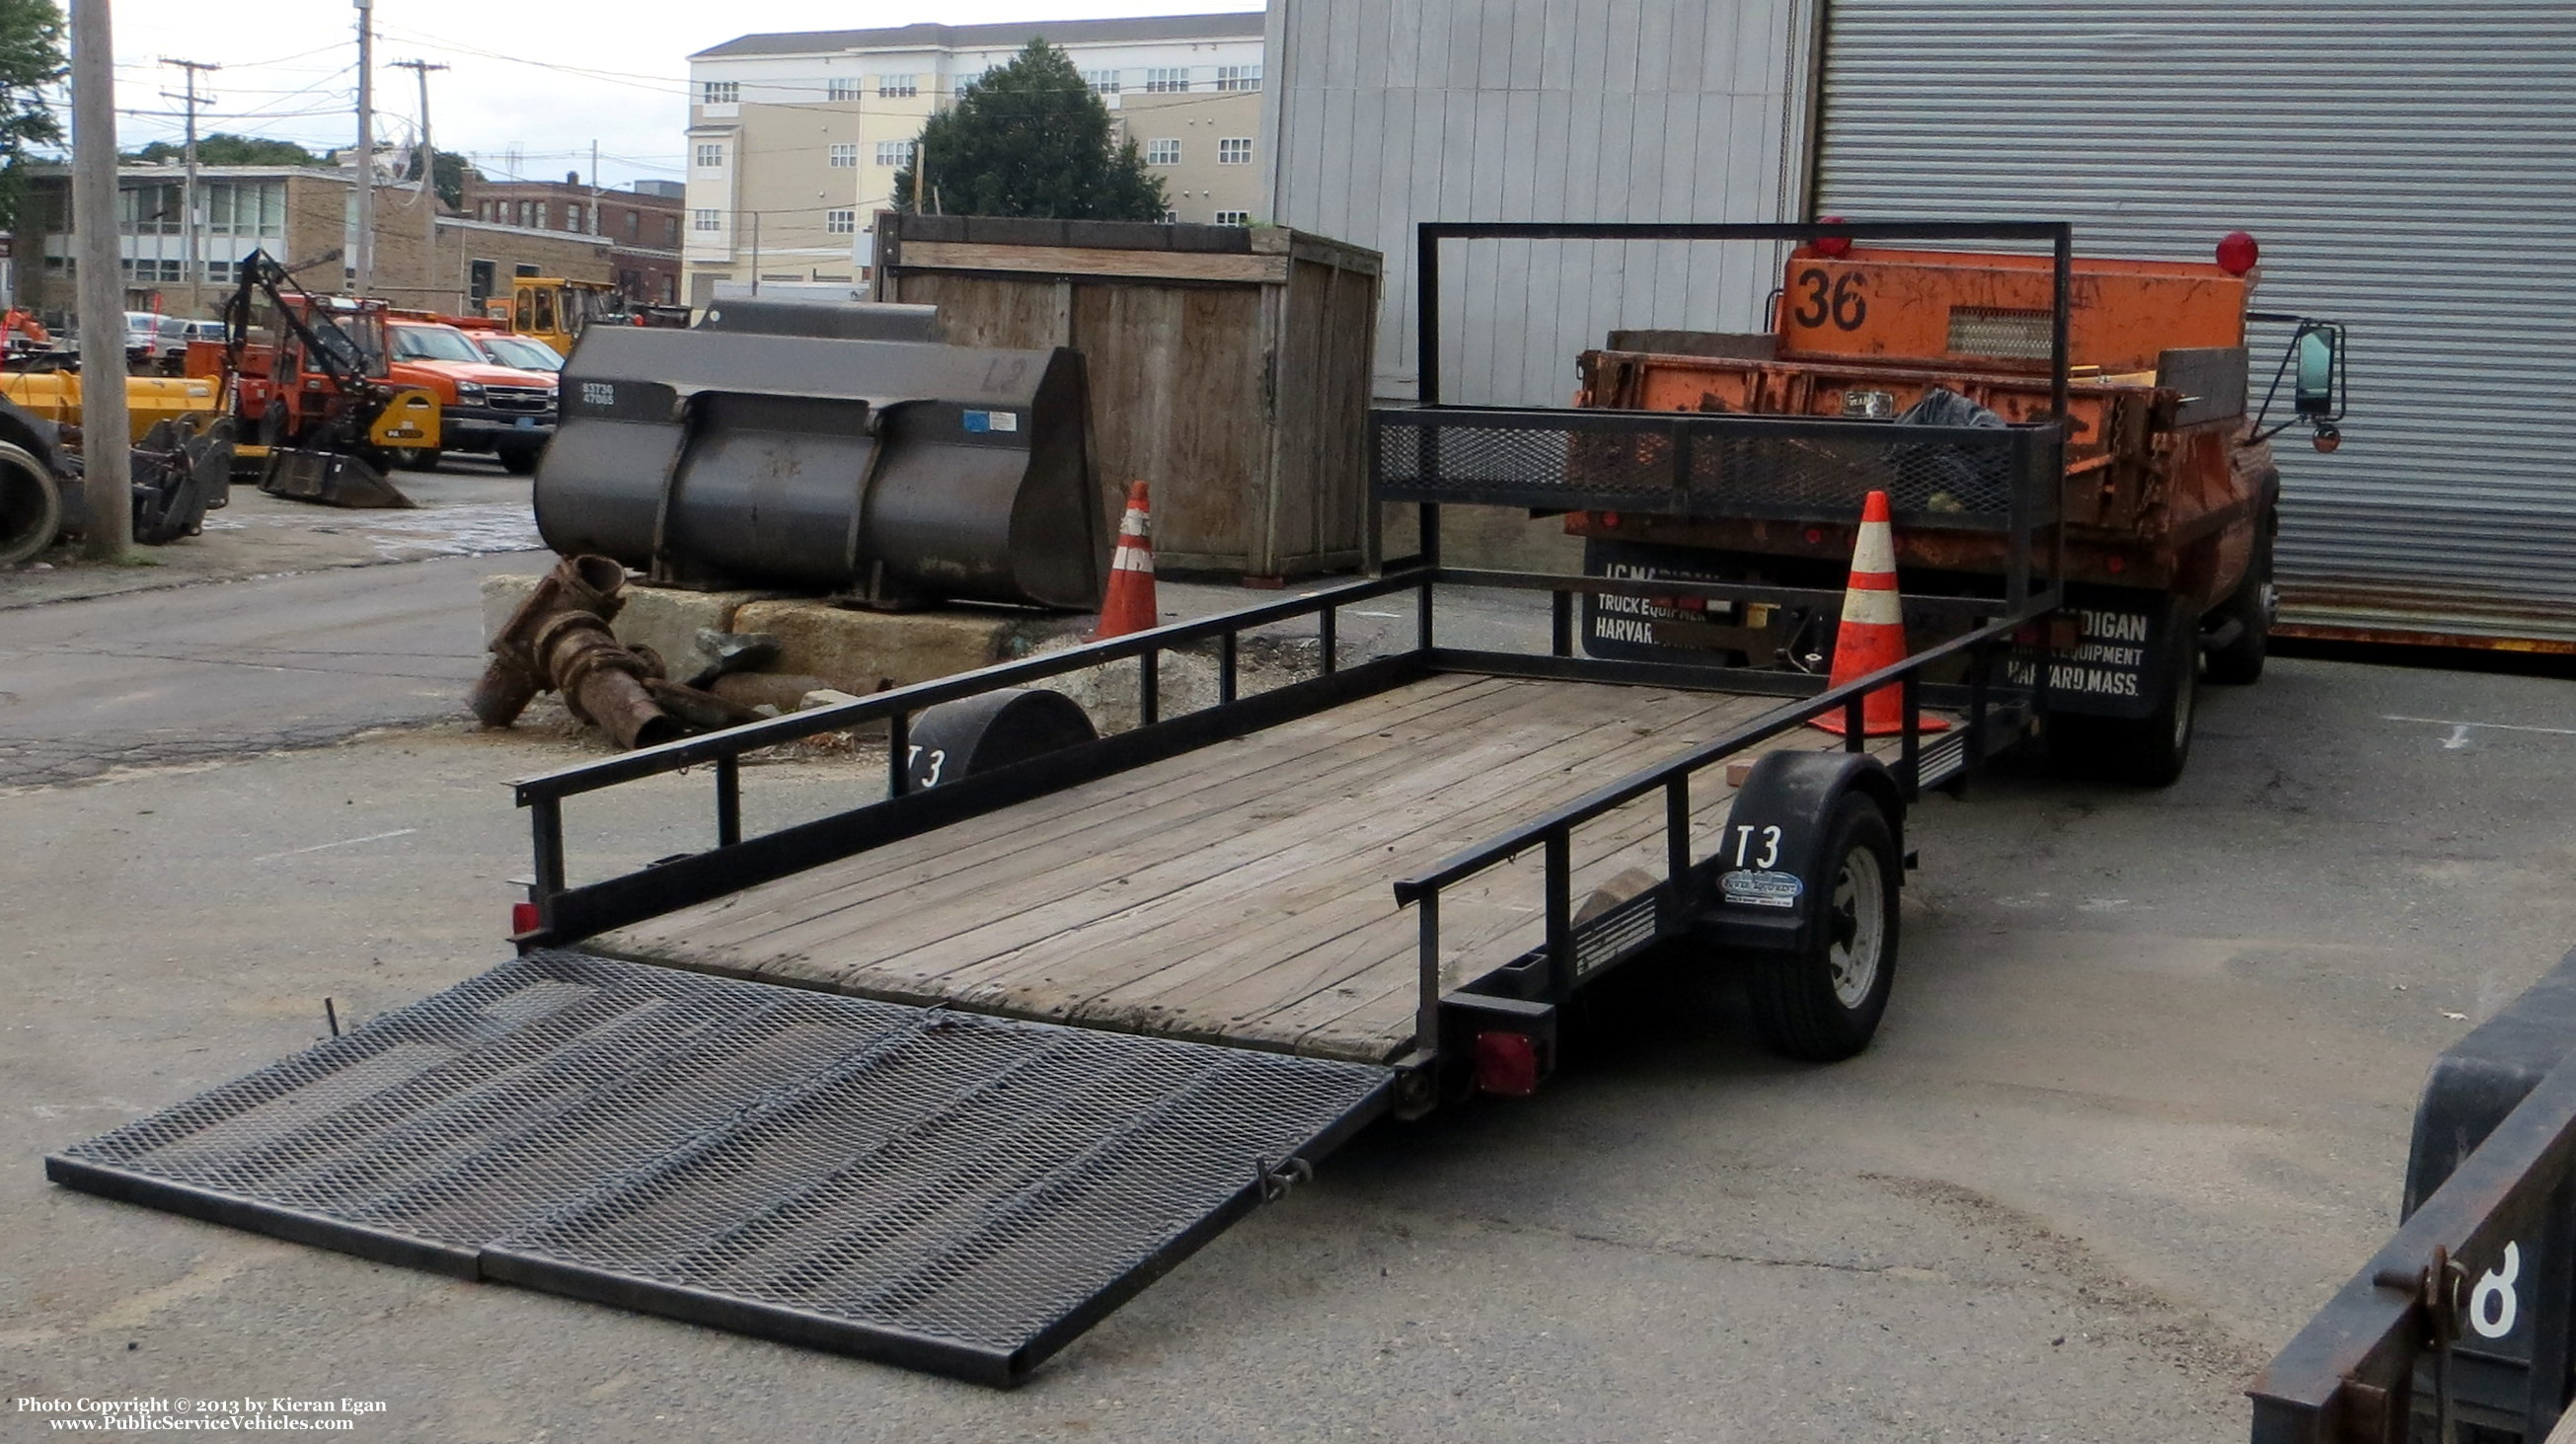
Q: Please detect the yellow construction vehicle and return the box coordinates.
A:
[484,277,623,356]
[0,365,225,443]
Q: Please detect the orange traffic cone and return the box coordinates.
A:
[1809,490,1948,737]
[1092,480,1158,640]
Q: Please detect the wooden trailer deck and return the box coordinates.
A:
[587,673,1926,1064]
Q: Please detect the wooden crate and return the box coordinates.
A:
[879,215,1381,581]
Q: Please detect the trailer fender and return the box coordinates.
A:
[1701,750,1903,953]
[903,687,1098,792]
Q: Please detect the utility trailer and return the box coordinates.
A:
[49,222,2072,1388]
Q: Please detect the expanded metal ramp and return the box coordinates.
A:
[45,951,1392,1385]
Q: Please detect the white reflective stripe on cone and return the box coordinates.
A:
[1119,511,1151,537]
[1841,585,1903,627]
[1850,521,1897,575]
[1113,547,1155,573]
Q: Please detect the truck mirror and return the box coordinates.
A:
[2294,326,2338,418]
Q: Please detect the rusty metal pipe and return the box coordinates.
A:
[472,554,688,748]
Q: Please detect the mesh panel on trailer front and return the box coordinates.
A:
[48,951,1391,1384]
[1374,411,2043,526]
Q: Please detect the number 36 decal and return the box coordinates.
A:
[1789,267,1868,332]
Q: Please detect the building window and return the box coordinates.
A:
[1161,210,1177,224]
[625,210,640,237]
[826,209,856,235]
[702,80,737,105]
[665,216,681,245]
[534,202,550,229]
[875,140,915,167]
[1084,69,1120,95]
[1216,65,1261,92]
[1145,139,1180,166]
[877,74,917,99]
[1145,67,1188,93]
[1218,138,1252,165]
[695,143,723,169]
[1215,210,1250,226]
[567,203,586,233]
[828,143,858,168]
[826,77,859,102]
[693,208,721,232]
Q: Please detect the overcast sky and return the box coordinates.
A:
[102,0,1262,191]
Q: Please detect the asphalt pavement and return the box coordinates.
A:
[4,599,2572,1441]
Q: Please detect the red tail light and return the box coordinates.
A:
[1814,216,1853,260]
[510,901,541,936]
[2216,230,2260,276]
[1474,1031,1540,1098]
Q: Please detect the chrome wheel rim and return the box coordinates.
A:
[1828,846,1886,1009]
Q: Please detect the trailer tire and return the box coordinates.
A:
[1746,793,1900,1063]
[2202,519,2276,686]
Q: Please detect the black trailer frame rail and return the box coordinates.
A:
[2250,1049,2576,1443]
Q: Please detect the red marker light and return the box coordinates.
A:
[1815,216,1853,260]
[510,901,540,936]
[2216,230,2260,276]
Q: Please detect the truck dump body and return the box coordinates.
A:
[589,674,1936,1063]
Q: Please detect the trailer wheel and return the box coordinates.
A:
[2202,518,2276,686]
[1747,793,1900,1062]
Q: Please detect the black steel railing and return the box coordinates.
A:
[512,570,1428,944]
[1390,605,2025,1058]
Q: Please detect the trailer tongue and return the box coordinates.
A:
[47,950,1388,1386]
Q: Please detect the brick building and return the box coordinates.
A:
[14,164,662,324]
[458,174,684,305]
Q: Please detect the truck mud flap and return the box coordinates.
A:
[2005,583,2179,721]
[45,951,1391,1387]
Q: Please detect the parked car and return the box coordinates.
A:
[151,316,227,374]
[472,333,564,373]
[381,320,558,474]
[121,311,162,368]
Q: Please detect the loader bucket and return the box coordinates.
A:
[260,447,416,509]
[533,326,1104,610]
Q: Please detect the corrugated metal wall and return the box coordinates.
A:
[1814,1,2576,643]
[1268,0,1816,407]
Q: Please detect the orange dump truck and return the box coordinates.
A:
[1553,227,2345,785]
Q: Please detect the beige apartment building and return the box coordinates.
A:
[683,13,1265,304]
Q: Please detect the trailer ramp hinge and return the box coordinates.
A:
[2372,1245,2466,1440]
[1257,1156,1314,1203]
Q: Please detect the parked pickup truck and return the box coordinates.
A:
[383,319,557,474]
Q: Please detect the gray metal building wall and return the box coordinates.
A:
[1265,0,1817,408]
[1813,0,2576,645]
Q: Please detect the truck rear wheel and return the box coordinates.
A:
[2051,601,2196,787]
[2202,519,2277,686]
[1746,793,1900,1062]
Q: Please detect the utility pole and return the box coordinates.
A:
[68,0,130,557]
[352,0,375,297]
[162,58,219,318]
[391,59,446,202]
[588,138,599,234]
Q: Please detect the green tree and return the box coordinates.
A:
[430,150,472,209]
[0,0,63,232]
[889,38,1164,220]
[127,133,327,167]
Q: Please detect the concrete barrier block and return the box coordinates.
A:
[477,572,781,677]
[727,601,1093,694]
